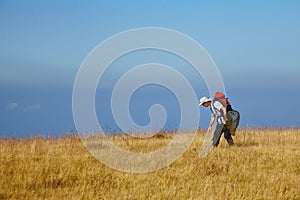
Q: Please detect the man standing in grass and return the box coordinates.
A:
[199,96,234,147]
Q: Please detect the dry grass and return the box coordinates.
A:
[0,128,300,199]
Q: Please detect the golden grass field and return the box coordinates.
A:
[1,128,300,199]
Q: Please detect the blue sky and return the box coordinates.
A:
[1,1,300,137]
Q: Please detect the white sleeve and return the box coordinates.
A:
[213,101,223,110]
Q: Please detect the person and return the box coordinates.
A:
[199,96,234,147]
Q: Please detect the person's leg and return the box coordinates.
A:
[223,125,234,146]
[212,124,224,147]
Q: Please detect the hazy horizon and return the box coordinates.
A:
[0,85,299,138]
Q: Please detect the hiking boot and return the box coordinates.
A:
[227,139,234,146]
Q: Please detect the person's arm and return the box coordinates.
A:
[208,115,215,132]
[221,106,227,124]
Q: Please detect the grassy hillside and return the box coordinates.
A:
[1,128,299,199]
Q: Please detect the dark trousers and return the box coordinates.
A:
[212,124,234,147]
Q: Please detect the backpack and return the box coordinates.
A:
[214,92,233,111]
